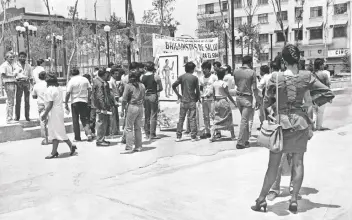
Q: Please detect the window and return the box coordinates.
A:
[224,18,228,23]
[294,30,303,40]
[258,0,268,5]
[222,1,228,11]
[259,34,269,43]
[295,7,303,21]
[205,3,214,14]
[234,17,242,26]
[333,26,347,38]
[259,53,269,61]
[234,0,242,9]
[206,20,215,32]
[310,6,323,18]
[277,11,288,20]
[258,13,268,24]
[235,55,242,63]
[277,29,288,42]
[334,3,347,15]
[310,28,323,40]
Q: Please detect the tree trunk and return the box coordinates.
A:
[160,0,163,34]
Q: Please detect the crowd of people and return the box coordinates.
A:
[0,44,334,213]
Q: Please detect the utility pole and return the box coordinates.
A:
[231,0,235,69]
[160,0,163,35]
[95,0,100,67]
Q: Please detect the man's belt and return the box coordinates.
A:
[236,91,252,96]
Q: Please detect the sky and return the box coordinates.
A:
[111,0,198,37]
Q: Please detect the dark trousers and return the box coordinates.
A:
[71,102,92,140]
[144,94,158,137]
[90,107,96,134]
[15,81,30,120]
[96,113,110,143]
[107,105,120,135]
[177,102,197,139]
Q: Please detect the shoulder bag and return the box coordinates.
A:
[257,72,283,153]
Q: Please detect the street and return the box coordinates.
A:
[0,91,352,220]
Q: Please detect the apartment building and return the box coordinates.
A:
[197,0,350,73]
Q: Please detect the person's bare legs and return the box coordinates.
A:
[291,153,304,202]
[257,151,283,201]
[51,139,59,155]
[64,139,77,155]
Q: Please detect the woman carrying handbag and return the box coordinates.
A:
[252,44,334,213]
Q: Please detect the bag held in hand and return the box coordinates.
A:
[258,72,283,153]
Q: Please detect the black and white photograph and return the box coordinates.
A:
[0,0,351,219]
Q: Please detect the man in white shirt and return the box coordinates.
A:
[32,59,45,84]
[32,71,51,145]
[199,61,218,138]
[0,51,17,124]
[14,51,33,121]
[65,68,93,142]
[257,65,271,129]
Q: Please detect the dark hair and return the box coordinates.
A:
[71,68,80,76]
[217,68,226,80]
[37,59,44,66]
[282,44,300,65]
[128,70,141,88]
[38,71,46,80]
[18,51,27,57]
[223,65,232,74]
[242,55,253,65]
[260,65,270,75]
[83,73,91,83]
[118,68,125,77]
[272,54,283,71]
[98,69,106,77]
[46,72,59,87]
[110,67,118,74]
[314,58,325,71]
[185,62,196,73]
[115,64,122,69]
[213,61,221,68]
[324,64,329,70]
[94,67,99,71]
[201,61,212,70]
[138,62,145,69]
[129,62,139,70]
[145,61,156,72]
[108,62,114,68]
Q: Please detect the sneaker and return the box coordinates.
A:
[267,191,279,201]
[175,138,182,142]
[7,120,19,124]
[134,147,142,152]
[87,136,93,142]
[96,142,109,147]
[125,146,133,151]
[231,136,238,141]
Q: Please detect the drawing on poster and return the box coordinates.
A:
[157,55,179,101]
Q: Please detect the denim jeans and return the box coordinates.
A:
[202,99,213,134]
[89,107,96,134]
[15,81,30,120]
[144,94,158,137]
[5,82,16,122]
[125,104,143,148]
[236,96,254,146]
[107,105,120,135]
[96,113,110,143]
[71,102,92,140]
[177,102,197,139]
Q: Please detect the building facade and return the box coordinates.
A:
[197,0,350,73]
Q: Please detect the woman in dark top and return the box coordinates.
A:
[141,62,163,140]
[251,44,333,213]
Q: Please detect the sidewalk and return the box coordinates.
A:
[1,124,351,219]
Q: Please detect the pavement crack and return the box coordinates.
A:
[95,194,148,211]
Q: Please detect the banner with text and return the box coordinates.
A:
[153,34,219,60]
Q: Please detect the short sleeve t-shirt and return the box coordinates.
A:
[66,75,92,104]
[174,73,199,103]
[199,74,218,99]
[33,80,47,105]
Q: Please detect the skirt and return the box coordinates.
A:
[212,99,233,131]
[282,128,309,153]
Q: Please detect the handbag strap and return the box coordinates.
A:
[276,71,280,124]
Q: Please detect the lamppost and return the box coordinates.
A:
[46,34,63,74]
[223,22,229,65]
[269,31,274,63]
[16,22,37,64]
[104,25,111,65]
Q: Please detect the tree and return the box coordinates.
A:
[66,0,79,82]
[142,0,180,34]
[270,0,287,45]
[342,52,350,73]
[0,0,11,46]
[42,0,55,70]
[294,0,305,46]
